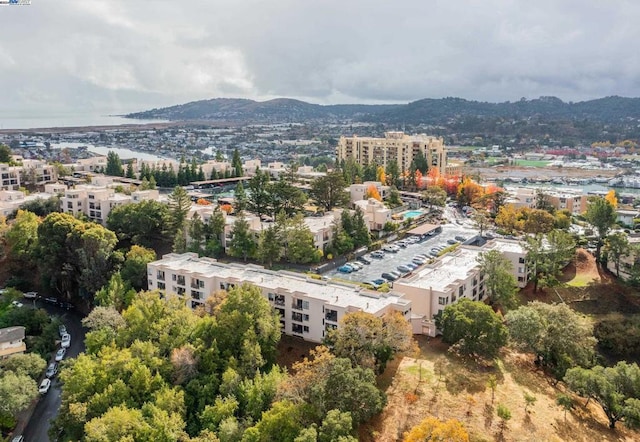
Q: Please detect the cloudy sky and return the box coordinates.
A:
[1,0,640,114]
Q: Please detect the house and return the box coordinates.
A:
[617,209,639,227]
[0,326,26,358]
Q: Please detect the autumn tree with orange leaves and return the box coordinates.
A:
[403,416,469,442]
[365,184,382,201]
[457,177,484,208]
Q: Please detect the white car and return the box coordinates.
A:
[23,291,38,299]
[55,348,66,362]
[11,300,23,308]
[39,378,51,394]
[61,333,71,349]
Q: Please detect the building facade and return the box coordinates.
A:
[337,131,447,173]
[147,253,412,343]
[0,326,26,359]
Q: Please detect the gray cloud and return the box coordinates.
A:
[1,0,640,113]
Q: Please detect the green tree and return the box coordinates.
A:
[0,353,47,380]
[105,151,124,177]
[248,401,303,442]
[234,181,248,213]
[269,178,307,217]
[523,392,537,413]
[351,208,371,248]
[496,404,511,434]
[506,302,596,380]
[125,162,136,179]
[421,186,447,208]
[256,225,283,268]
[107,200,170,249]
[477,249,518,310]
[232,148,243,177]
[309,171,349,212]
[168,186,193,236]
[0,143,11,163]
[95,272,136,311]
[487,375,497,403]
[385,159,401,187]
[228,214,257,261]
[327,311,414,374]
[606,232,631,277]
[247,169,272,217]
[187,213,206,255]
[584,196,617,261]
[18,196,61,217]
[386,186,402,208]
[285,214,320,264]
[318,410,356,442]
[565,361,640,429]
[556,394,574,422]
[439,299,508,358]
[0,372,38,425]
[120,245,156,291]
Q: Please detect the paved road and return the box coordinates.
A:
[21,300,86,442]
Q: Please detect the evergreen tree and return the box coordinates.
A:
[229,214,256,261]
[286,214,320,264]
[256,225,283,268]
[232,148,243,177]
[210,168,218,180]
[125,162,135,179]
[247,169,271,217]
[234,182,248,212]
[167,186,192,236]
[351,207,371,248]
[105,151,124,177]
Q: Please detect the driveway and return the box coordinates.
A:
[20,299,86,442]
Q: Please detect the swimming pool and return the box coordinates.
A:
[403,210,424,219]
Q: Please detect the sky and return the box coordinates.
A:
[1,0,640,114]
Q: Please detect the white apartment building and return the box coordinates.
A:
[20,159,57,187]
[394,239,527,336]
[147,253,412,343]
[353,198,392,231]
[0,164,20,190]
[505,186,587,215]
[337,131,447,173]
[60,185,162,225]
[349,181,390,204]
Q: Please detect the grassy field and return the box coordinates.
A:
[513,159,551,167]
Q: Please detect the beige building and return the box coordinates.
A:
[0,164,21,190]
[337,131,447,173]
[147,253,412,343]
[349,181,390,204]
[505,186,587,215]
[0,326,26,359]
[353,198,392,231]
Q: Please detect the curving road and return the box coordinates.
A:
[21,300,86,442]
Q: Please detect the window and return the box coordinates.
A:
[303,326,309,333]
[518,267,524,274]
[518,276,524,282]
[191,290,202,300]
[176,287,185,295]
[438,297,448,305]
[157,282,165,290]
[268,293,274,301]
[177,275,185,286]
[275,308,285,319]
[292,323,303,334]
[458,286,464,296]
[519,257,525,264]
[325,309,338,322]
[292,311,303,322]
[274,294,285,306]
[156,271,165,281]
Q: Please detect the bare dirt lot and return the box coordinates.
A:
[366,249,640,442]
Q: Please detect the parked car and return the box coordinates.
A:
[455,235,467,242]
[44,297,58,304]
[348,262,363,271]
[337,265,353,274]
[447,239,458,245]
[412,257,427,265]
[38,378,51,394]
[415,254,429,260]
[46,362,58,378]
[405,262,418,270]
[381,272,399,281]
[61,333,71,349]
[11,435,24,442]
[55,348,66,362]
[59,325,67,337]
[23,291,37,299]
[363,281,381,290]
[396,241,407,248]
[356,256,371,265]
[397,265,412,274]
[372,278,386,286]
[370,251,385,259]
[382,245,399,253]
[11,300,23,308]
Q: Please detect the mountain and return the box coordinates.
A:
[125,98,397,123]
[126,96,640,125]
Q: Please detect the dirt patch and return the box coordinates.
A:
[367,340,639,442]
[276,335,317,369]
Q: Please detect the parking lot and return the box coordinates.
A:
[325,223,479,284]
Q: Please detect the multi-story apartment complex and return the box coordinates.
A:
[60,184,161,225]
[505,186,588,215]
[147,253,412,343]
[337,131,447,173]
[148,238,527,340]
[0,163,20,190]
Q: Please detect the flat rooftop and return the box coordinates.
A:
[396,247,482,292]
[152,253,409,314]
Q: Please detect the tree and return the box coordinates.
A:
[495,204,523,234]
[228,214,257,262]
[584,196,617,261]
[94,272,136,311]
[439,299,508,358]
[187,213,206,255]
[487,375,497,403]
[309,172,349,212]
[505,302,596,379]
[0,353,46,380]
[365,184,382,201]
[385,159,401,187]
[234,181,247,213]
[247,169,272,217]
[107,200,170,248]
[496,404,511,434]
[386,186,402,208]
[327,311,415,374]
[477,249,518,310]
[0,372,38,424]
[256,225,282,268]
[556,394,574,422]
[231,148,243,177]
[421,186,447,208]
[525,231,576,292]
[18,196,61,217]
[0,143,11,163]
[471,210,491,237]
[351,207,371,248]
[269,179,307,217]
[535,189,554,213]
[105,151,124,177]
[317,409,356,442]
[606,232,630,278]
[456,177,484,208]
[523,209,555,234]
[565,361,640,429]
[523,392,537,413]
[605,189,618,209]
[247,401,303,442]
[121,245,156,291]
[284,214,320,264]
[403,416,469,442]
[168,186,193,236]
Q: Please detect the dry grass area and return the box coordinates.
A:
[366,340,639,442]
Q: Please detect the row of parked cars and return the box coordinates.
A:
[39,324,71,394]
